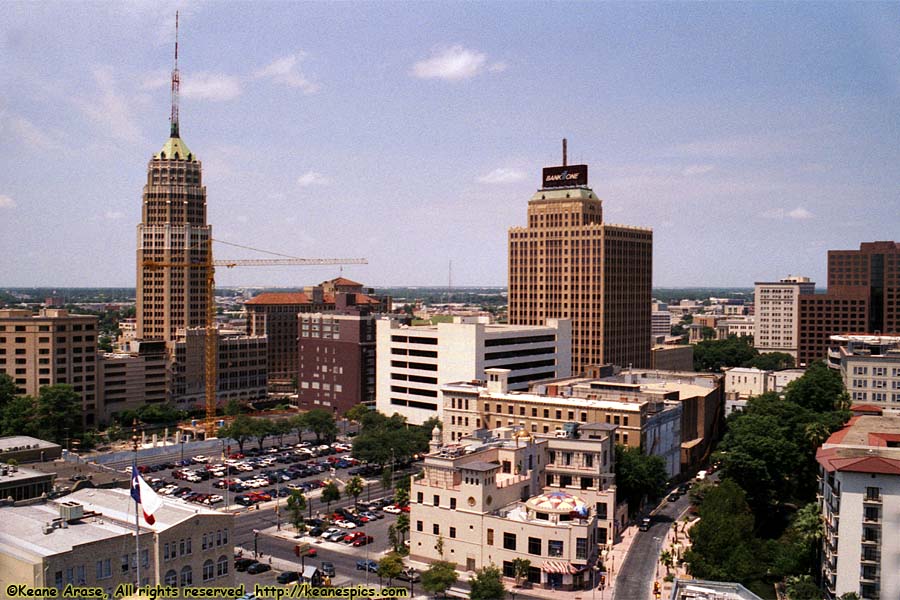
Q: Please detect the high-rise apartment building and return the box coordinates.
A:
[827,335,900,408]
[754,276,816,360]
[508,155,653,374]
[136,41,210,342]
[0,309,100,426]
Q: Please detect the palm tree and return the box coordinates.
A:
[512,558,531,588]
[660,550,674,576]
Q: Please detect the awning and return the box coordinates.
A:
[541,561,579,574]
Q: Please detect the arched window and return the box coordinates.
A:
[180,565,192,586]
[164,570,177,586]
[216,555,229,577]
[160,151,166,159]
[202,560,214,582]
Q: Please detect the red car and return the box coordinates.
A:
[228,453,244,459]
[400,504,411,513]
[343,531,365,544]
[352,535,374,547]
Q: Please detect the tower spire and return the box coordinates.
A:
[170,11,180,138]
[562,138,567,166]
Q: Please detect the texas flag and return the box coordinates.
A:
[131,461,163,525]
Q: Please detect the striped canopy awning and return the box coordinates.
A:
[541,561,579,574]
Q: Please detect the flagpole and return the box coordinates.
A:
[132,420,141,592]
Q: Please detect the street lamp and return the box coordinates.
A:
[253,529,259,559]
[180,434,186,465]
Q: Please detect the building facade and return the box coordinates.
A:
[828,335,900,409]
[0,309,101,426]
[376,317,571,425]
[99,341,168,424]
[817,415,900,600]
[297,294,378,415]
[508,160,653,374]
[0,488,235,594]
[754,276,816,359]
[410,423,616,590]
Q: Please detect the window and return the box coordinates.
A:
[585,453,594,467]
[528,537,541,554]
[433,524,440,535]
[216,556,229,577]
[164,570,177,586]
[503,532,517,550]
[486,529,494,545]
[433,494,439,506]
[121,554,130,573]
[450,498,456,509]
[202,560,214,582]
[180,566,193,586]
[866,487,881,501]
[416,521,423,532]
[417,492,424,503]
[548,540,564,557]
[96,559,111,580]
[576,538,587,560]
[449,527,456,539]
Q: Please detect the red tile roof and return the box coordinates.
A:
[816,447,900,475]
[851,404,884,415]
[244,292,337,306]
[327,277,363,287]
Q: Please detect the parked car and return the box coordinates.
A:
[276,571,299,584]
[383,505,401,514]
[234,558,258,572]
[356,559,378,573]
[247,563,271,575]
[639,517,652,531]
[334,519,357,529]
[352,535,374,547]
[321,562,335,578]
[396,567,420,583]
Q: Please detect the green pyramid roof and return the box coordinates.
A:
[154,136,195,161]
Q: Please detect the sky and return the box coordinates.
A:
[1,1,899,289]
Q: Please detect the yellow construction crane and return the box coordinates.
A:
[142,238,367,436]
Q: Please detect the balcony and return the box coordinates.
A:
[863,495,882,505]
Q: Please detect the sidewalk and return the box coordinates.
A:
[655,516,699,599]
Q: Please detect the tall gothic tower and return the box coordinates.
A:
[136,14,211,341]
[508,142,653,373]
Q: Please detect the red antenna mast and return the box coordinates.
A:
[170,11,180,138]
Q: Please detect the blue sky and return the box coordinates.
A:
[2,2,899,288]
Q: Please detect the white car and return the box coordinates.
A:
[237,463,254,472]
[192,455,210,464]
[334,520,357,529]
[383,506,402,514]
[319,527,340,540]
[205,495,224,505]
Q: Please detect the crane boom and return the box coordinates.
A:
[141,250,368,437]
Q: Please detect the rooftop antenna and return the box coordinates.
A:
[170,11,180,138]
[562,138,567,166]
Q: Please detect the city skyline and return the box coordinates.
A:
[2,2,899,288]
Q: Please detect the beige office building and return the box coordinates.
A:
[0,309,101,426]
[0,488,234,594]
[754,276,815,359]
[410,422,616,590]
[508,159,653,374]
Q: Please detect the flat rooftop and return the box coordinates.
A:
[0,436,61,452]
[670,579,763,600]
[63,488,220,533]
[817,415,900,476]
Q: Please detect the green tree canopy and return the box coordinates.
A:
[286,491,307,534]
[693,335,758,372]
[614,444,668,514]
[0,373,17,407]
[345,475,364,505]
[217,414,256,453]
[1,395,36,437]
[784,361,849,412]
[33,385,82,444]
[322,480,341,512]
[421,561,458,598]
[352,412,432,465]
[469,565,506,600]
[377,552,404,586]
[304,409,338,444]
[748,352,795,371]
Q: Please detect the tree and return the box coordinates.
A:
[748,352,794,371]
[421,561,458,598]
[395,513,410,546]
[511,558,531,588]
[469,564,506,600]
[785,361,849,412]
[394,486,409,507]
[381,466,393,491]
[435,535,444,558]
[660,550,674,576]
[224,398,242,417]
[700,326,717,340]
[614,445,668,514]
[33,385,82,444]
[251,418,276,451]
[218,415,256,454]
[345,475,364,507]
[784,575,820,600]
[378,552,404,587]
[0,373,18,407]
[305,409,338,443]
[322,481,341,514]
[286,491,307,536]
[345,404,371,424]
[693,335,759,372]
[1,395,36,437]
[271,419,293,447]
[290,413,307,444]
[387,523,400,552]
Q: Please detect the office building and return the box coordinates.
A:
[0,309,101,426]
[443,369,682,477]
[828,335,900,409]
[652,310,672,339]
[246,278,387,392]
[296,293,378,415]
[0,462,54,501]
[135,48,210,342]
[376,317,571,425]
[167,329,267,408]
[99,341,168,424]
[410,422,616,590]
[508,154,653,374]
[650,344,694,372]
[669,579,763,600]
[754,276,816,360]
[817,415,900,600]
[0,436,62,464]
[0,488,234,593]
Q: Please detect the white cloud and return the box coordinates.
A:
[682,164,715,177]
[297,171,330,187]
[104,210,124,220]
[76,66,143,143]
[477,168,526,184]
[761,206,814,220]
[412,46,503,81]
[672,134,799,159]
[139,69,170,91]
[0,195,15,209]
[182,72,242,101]
[255,54,320,94]
[8,115,64,151]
